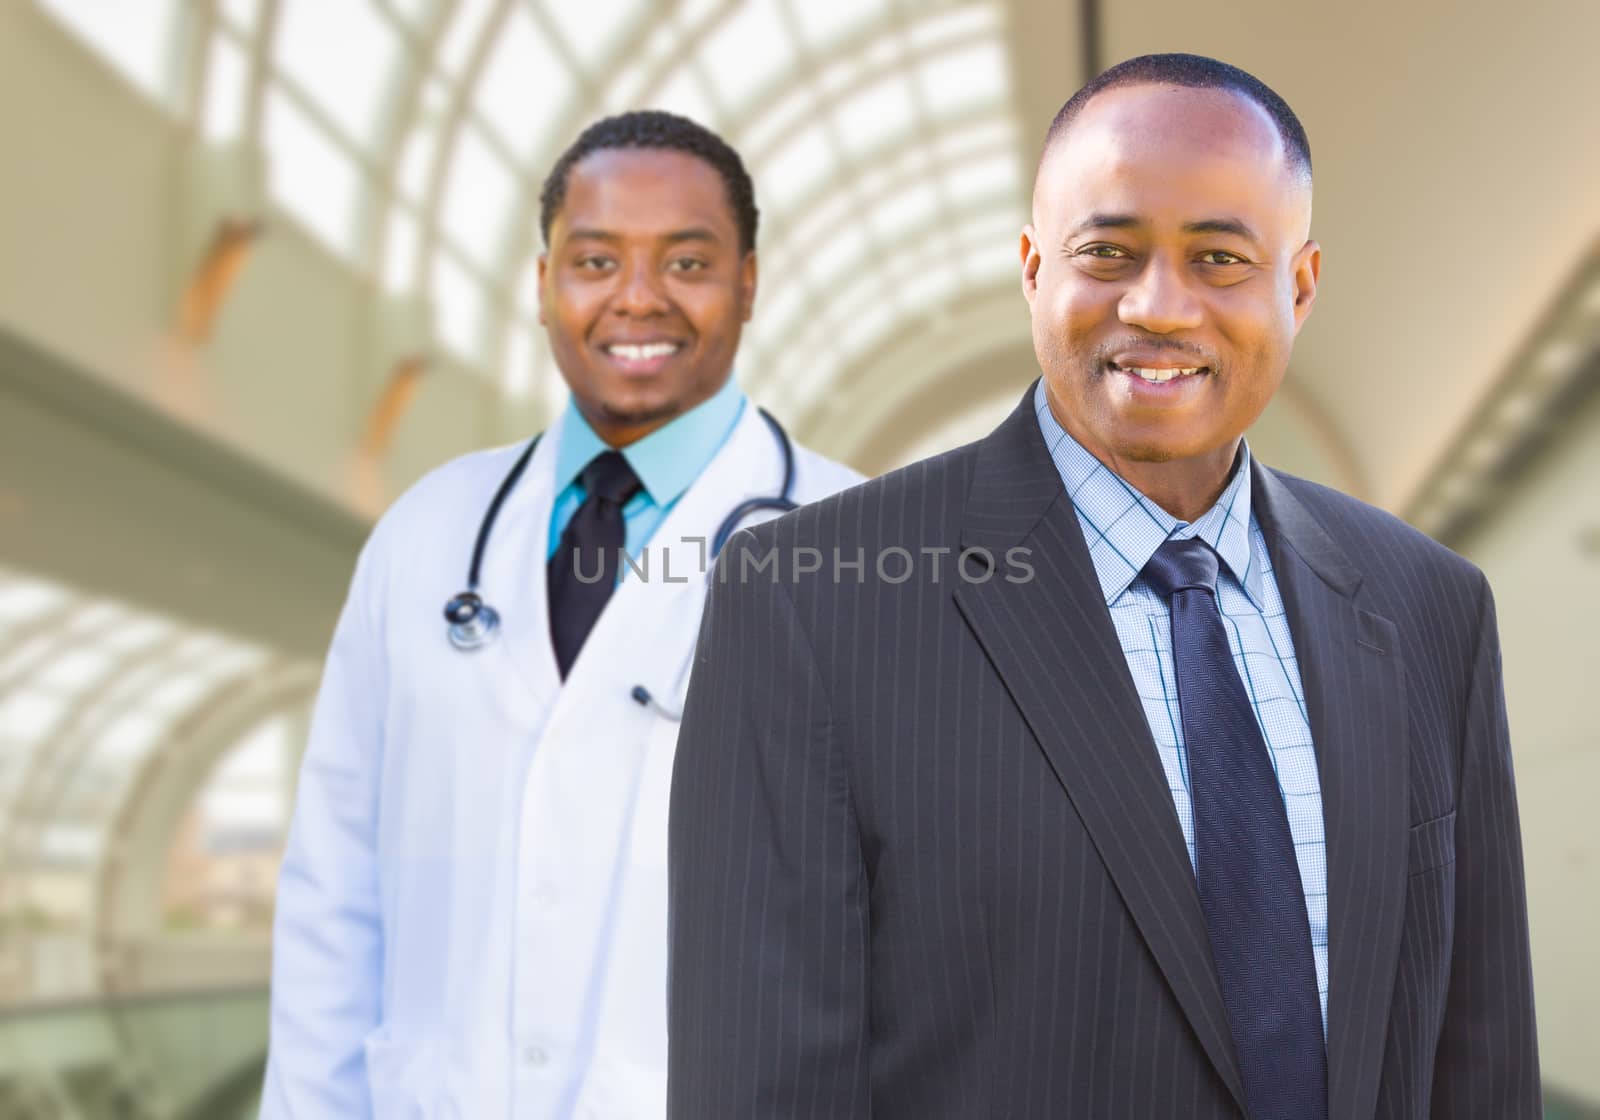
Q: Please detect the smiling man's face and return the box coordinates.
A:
[1022,83,1320,513]
[540,148,756,447]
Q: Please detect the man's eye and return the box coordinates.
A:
[576,256,614,271]
[1081,244,1128,259]
[1200,250,1245,265]
[669,257,707,272]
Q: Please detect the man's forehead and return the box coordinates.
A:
[1072,84,1285,159]
[557,148,736,238]
[1036,84,1307,230]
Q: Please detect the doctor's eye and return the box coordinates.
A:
[667,256,709,273]
[574,255,617,272]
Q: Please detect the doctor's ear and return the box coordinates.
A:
[739,250,758,323]
[536,253,549,324]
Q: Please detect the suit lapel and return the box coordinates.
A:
[1252,465,1408,1120]
[952,388,1247,1112]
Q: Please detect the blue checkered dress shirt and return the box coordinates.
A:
[1033,380,1329,1030]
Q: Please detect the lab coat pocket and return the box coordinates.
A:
[627,714,681,871]
[363,1029,448,1119]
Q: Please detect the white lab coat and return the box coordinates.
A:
[262,404,862,1119]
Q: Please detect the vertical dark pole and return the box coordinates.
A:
[1079,0,1103,81]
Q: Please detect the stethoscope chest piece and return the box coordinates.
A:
[444,591,500,651]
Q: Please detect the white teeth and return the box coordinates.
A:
[1127,366,1202,382]
[608,342,678,360]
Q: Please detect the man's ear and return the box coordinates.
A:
[739,250,758,322]
[536,252,549,325]
[1291,238,1320,333]
[1020,225,1042,306]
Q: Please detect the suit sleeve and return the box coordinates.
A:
[1430,573,1541,1117]
[260,538,388,1119]
[667,531,871,1118]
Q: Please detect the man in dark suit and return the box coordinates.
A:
[667,54,1539,1119]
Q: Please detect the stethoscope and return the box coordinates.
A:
[442,408,797,717]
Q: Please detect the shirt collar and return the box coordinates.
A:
[553,373,746,507]
[1032,378,1262,607]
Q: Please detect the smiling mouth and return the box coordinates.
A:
[604,341,683,361]
[1107,360,1210,383]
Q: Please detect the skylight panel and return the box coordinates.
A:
[0,576,68,626]
[943,156,1018,207]
[749,278,811,347]
[541,356,571,420]
[697,0,794,108]
[36,0,179,103]
[276,0,400,146]
[476,6,571,160]
[833,75,918,161]
[437,0,498,78]
[0,691,70,743]
[760,123,835,214]
[916,43,1009,116]
[503,325,536,398]
[383,208,421,294]
[440,126,519,270]
[219,0,263,34]
[896,255,962,316]
[543,0,642,70]
[34,648,117,693]
[644,71,718,130]
[433,254,488,361]
[867,181,941,244]
[906,6,1003,57]
[806,225,873,291]
[789,0,890,53]
[262,91,364,257]
[202,34,252,143]
[396,123,440,205]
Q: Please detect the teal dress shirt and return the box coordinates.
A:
[548,374,746,560]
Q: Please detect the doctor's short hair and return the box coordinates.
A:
[539,110,760,253]
[1046,53,1312,183]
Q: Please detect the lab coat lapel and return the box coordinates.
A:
[561,404,779,709]
[475,430,564,718]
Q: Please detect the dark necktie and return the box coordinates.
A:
[548,450,641,680]
[1142,537,1328,1120]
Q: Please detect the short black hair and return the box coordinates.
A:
[539,110,759,253]
[1045,53,1311,182]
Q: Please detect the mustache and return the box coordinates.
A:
[1091,337,1220,370]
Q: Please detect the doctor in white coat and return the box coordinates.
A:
[262,110,862,1119]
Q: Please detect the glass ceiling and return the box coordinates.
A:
[35,0,1027,418]
[0,565,298,934]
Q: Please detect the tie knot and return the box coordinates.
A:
[580,450,641,506]
[1142,536,1220,601]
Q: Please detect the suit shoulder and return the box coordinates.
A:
[1270,469,1485,592]
[750,440,980,552]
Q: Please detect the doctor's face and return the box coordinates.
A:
[540,148,756,448]
[1022,84,1320,496]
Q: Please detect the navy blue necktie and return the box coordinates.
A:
[1142,537,1328,1120]
[548,450,641,680]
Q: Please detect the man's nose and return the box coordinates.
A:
[614,261,669,316]
[1117,255,1203,334]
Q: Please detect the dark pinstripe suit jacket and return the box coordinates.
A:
[667,383,1539,1119]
